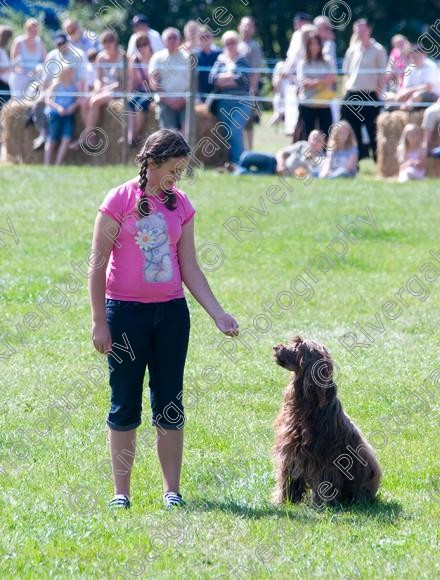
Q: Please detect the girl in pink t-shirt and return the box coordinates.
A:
[88,129,239,510]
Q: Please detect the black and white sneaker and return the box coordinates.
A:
[108,494,131,509]
[163,491,185,508]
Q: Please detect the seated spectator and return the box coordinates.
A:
[0,25,12,107]
[63,18,100,53]
[44,66,79,165]
[396,46,439,109]
[320,120,358,178]
[127,32,154,146]
[221,129,326,178]
[149,27,190,132]
[296,33,336,141]
[397,123,427,182]
[127,14,163,57]
[32,31,86,151]
[194,27,221,102]
[86,49,98,92]
[313,16,336,68]
[9,18,46,97]
[81,31,123,149]
[208,30,250,163]
[421,96,440,155]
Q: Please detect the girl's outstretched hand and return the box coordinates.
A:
[214,311,239,336]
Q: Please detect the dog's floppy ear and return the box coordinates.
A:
[303,350,335,407]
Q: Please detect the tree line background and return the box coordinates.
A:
[2,0,440,59]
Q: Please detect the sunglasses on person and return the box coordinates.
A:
[137,41,151,48]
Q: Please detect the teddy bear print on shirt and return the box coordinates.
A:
[134,213,172,282]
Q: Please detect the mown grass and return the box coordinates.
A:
[0,157,439,579]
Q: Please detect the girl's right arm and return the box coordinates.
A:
[88,211,118,354]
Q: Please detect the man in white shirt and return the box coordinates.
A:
[149,27,191,131]
[127,14,163,58]
[340,19,387,160]
[396,46,439,108]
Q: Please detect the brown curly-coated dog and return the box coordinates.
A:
[272,336,381,506]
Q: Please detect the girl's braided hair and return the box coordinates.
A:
[135,129,191,217]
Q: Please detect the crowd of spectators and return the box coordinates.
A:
[0,11,439,175]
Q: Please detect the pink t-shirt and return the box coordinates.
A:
[98,178,196,303]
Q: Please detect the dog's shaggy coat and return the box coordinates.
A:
[272,336,381,505]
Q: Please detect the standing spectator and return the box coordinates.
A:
[320,120,359,178]
[395,46,439,108]
[238,16,263,150]
[340,19,387,160]
[63,18,100,53]
[296,33,336,141]
[397,123,427,182]
[9,18,46,97]
[313,16,336,68]
[31,31,86,151]
[44,66,79,165]
[183,20,202,51]
[194,27,221,102]
[209,30,250,163]
[0,25,12,107]
[149,28,190,132]
[127,14,163,58]
[387,34,411,90]
[127,32,154,146]
[81,31,123,149]
[285,12,313,73]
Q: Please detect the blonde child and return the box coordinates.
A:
[397,123,427,182]
[44,66,78,165]
[320,120,358,179]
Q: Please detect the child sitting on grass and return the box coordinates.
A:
[44,66,79,166]
[397,123,427,183]
[319,120,358,179]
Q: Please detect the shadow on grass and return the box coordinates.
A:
[190,496,403,525]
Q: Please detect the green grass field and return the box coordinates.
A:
[1,157,439,579]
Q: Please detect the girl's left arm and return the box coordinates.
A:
[178,218,239,337]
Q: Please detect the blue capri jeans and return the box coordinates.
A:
[105,297,190,431]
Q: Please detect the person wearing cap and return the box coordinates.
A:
[127,14,163,58]
[30,31,87,151]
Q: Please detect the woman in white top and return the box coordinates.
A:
[0,25,12,105]
[81,30,123,149]
[9,19,46,97]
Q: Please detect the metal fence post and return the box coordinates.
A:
[185,62,198,152]
[122,51,129,165]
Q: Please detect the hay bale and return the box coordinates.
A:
[1,100,227,167]
[377,109,440,178]
[194,103,228,167]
